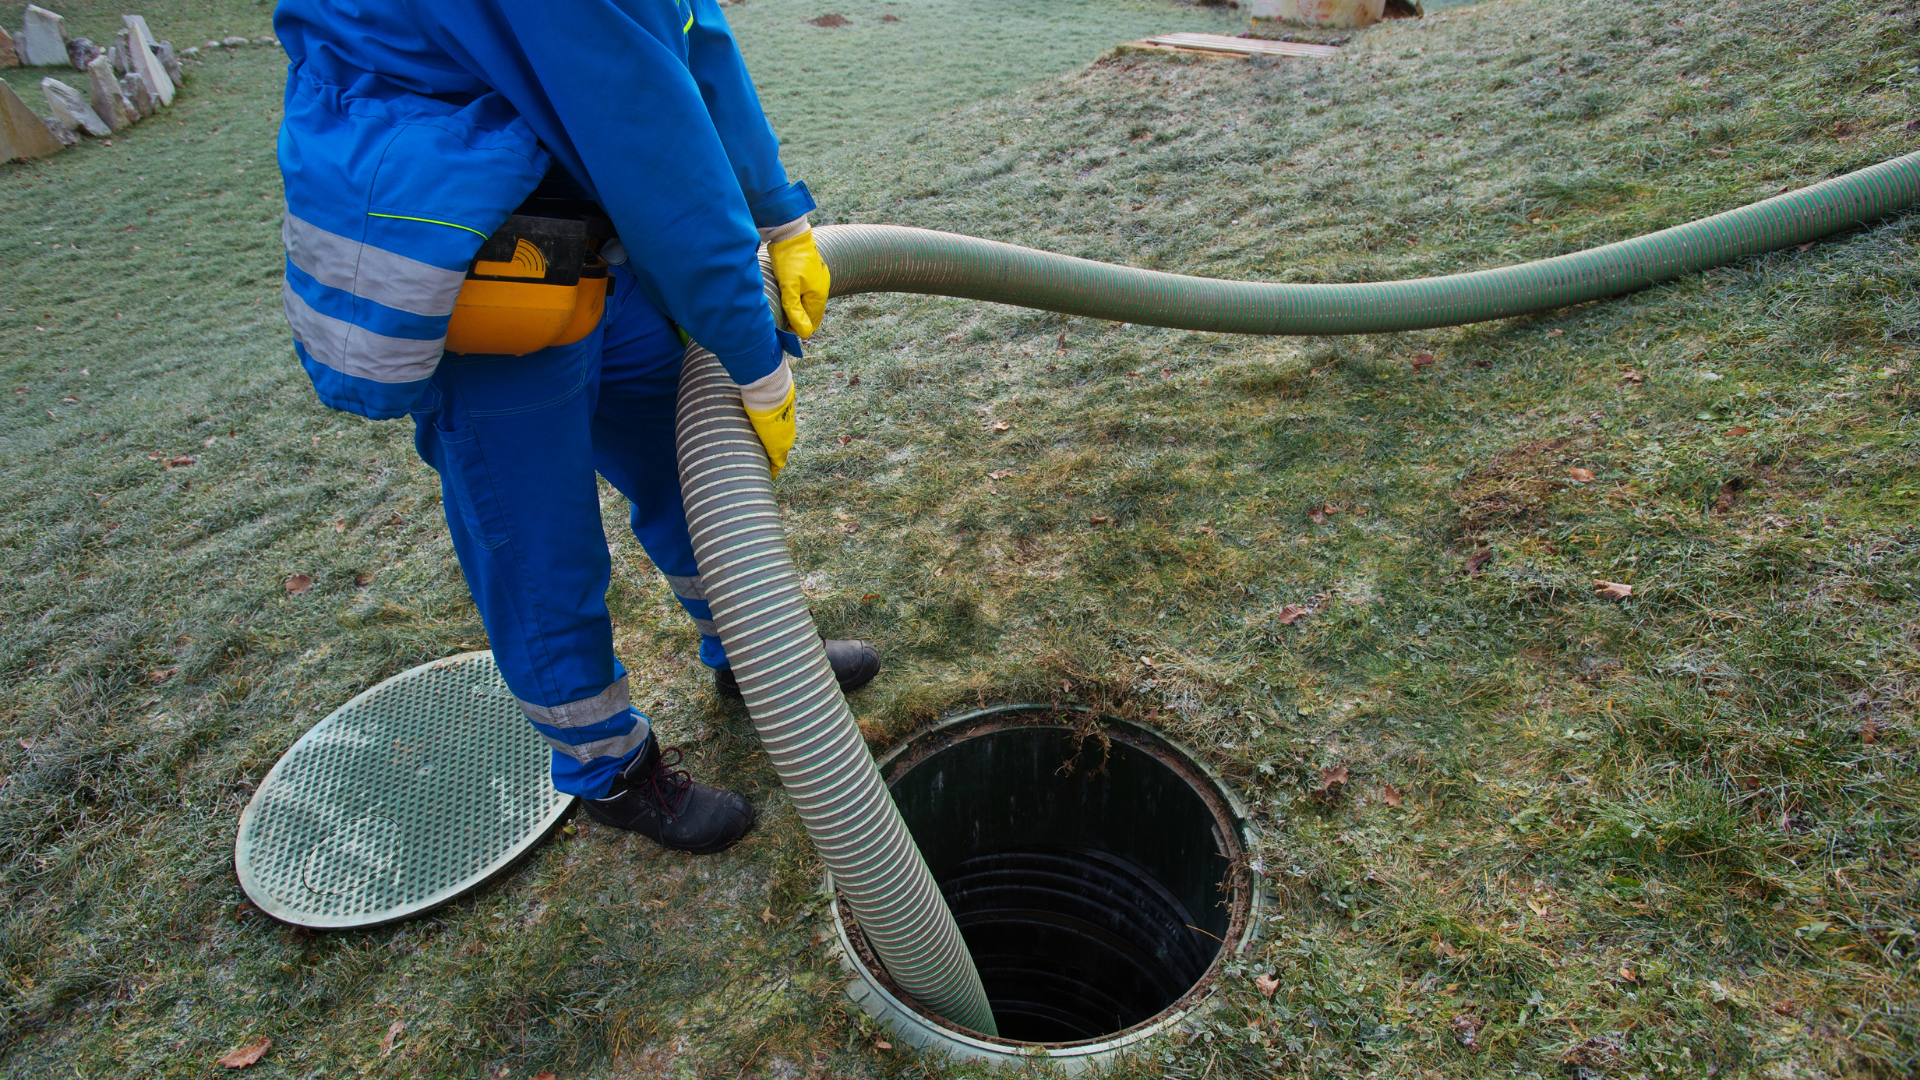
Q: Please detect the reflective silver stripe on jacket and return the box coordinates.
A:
[664,573,707,601]
[283,285,446,384]
[282,212,467,317]
[516,676,647,764]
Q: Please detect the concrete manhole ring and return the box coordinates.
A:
[828,703,1266,1071]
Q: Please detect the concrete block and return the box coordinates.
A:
[18,5,68,66]
[122,15,174,107]
[0,79,63,159]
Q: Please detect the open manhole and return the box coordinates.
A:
[829,705,1262,1069]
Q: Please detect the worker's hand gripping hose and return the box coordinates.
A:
[812,150,1920,334]
[674,339,999,1035]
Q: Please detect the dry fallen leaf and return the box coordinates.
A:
[353,573,374,588]
[1464,549,1495,576]
[60,395,78,404]
[1088,515,1112,525]
[284,574,314,595]
[1276,605,1308,626]
[991,420,1011,431]
[1311,764,1349,804]
[1526,897,1547,917]
[1435,940,1461,959]
[1544,329,1564,337]
[1727,425,1751,437]
[1568,467,1594,483]
[1619,966,1638,983]
[1411,352,1436,369]
[987,469,1014,480]
[1593,581,1633,600]
[1308,507,1326,524]
[836,434,852,446]
[872,1041,893,1051]
[165,455,196,469]
[1195,524,1216,536]
[145,450,166,460]
[1861,719,1878,744]
[1621,369,1645,384]
[1139,655,1156,668]
[1254,972,1281,997]
[147,668,176,685]
[379,1019,404,1057]
[332,519,347,533]
[531,1073,558,1080]
[216,1037,271,1068]
[1381,783,1403,808]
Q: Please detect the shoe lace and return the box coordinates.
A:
[636,745,692,820]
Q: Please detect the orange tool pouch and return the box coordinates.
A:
[445,200,615,356]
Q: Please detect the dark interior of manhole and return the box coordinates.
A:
[886,724,1233,1043]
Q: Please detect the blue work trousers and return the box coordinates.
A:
[411,264,727,798]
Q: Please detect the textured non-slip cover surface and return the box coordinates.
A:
[235,652,574,929]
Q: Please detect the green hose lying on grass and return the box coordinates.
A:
[697,151,1920,1041]
[812,149,1920,334]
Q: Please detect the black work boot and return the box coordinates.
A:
[715,637,881,699]
[582,738,755,854]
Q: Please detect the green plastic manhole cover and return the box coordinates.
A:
[235,651,574,929]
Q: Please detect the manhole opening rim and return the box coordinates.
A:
[832,702,1265,1054]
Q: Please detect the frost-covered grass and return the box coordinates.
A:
[2,0,1918,1076]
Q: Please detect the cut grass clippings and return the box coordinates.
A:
[3,0,1919,1076]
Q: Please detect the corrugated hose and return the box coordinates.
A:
[677,150,1919,1037]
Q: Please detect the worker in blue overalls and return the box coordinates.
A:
[273,0,880,855]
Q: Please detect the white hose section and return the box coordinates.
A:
[673,339,999,1037]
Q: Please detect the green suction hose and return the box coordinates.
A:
[813,150,1920,334]
[678,151,1916,1042]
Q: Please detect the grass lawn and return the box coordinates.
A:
[3,0,1918,1077]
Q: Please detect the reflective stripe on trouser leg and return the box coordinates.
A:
[589,264,730,671]
[517,674,649,765]
[410,330,645,799]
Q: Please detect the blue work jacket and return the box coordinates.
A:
[275,0,811,419]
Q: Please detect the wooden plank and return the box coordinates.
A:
[1141,33,1340,58]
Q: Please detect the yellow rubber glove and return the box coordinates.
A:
[741,360,797,478]
[769,229,830,338]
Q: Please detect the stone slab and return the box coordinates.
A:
[42,75,111,136]
[122,14,174,107]
[120,72,153,117]
[154,40,181,85]
[87,56,135,131]
[19,4,68,67]
[0,79,63,160]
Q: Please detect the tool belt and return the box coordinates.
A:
[445,198,615,356]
